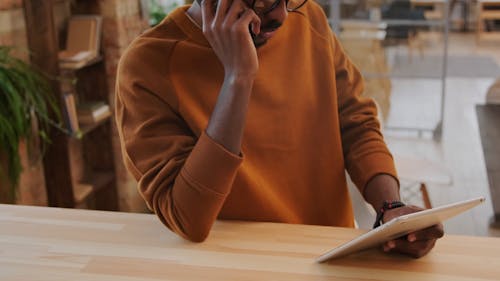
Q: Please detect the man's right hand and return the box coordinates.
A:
[200,0,261,79]
[382,205,444,258]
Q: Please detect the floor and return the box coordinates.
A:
[380,32,500,237]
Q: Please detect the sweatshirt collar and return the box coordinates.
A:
[170,5,210,47]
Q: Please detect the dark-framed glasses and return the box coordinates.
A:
[251,0,308,15]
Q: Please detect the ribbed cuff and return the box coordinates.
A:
[181,132,243,195]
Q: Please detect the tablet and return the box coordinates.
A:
[316,197,485,263]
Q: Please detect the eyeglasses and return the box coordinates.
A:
[250,0,308,15]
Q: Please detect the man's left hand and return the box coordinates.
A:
[381,205,444,258]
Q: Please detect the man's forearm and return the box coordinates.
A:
[363,174,401,213]
[206,74,254,154]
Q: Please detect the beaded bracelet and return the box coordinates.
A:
[373,200,406,228]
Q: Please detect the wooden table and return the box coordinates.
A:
[1,204,500,280]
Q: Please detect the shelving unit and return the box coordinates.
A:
[23,0,118,210]
[325,0,449,140]
[477,0,500,42]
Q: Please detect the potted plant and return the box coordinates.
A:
[0,46,61,203]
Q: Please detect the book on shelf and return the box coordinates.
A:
[58,15,102,70]
[77,101,111,125]
[59,54,102,69]
[62,93,80,134]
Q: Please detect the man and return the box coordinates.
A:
[115,0,443,258]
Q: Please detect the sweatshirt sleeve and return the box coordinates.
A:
[330,33,398,195]
[115,41,242,242]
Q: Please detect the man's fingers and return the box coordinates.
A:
[201,0,214,29]
[214,0,231,23]
[222,0,260,36]
[223,0,250,24]
[234,8,261,34]
[407,224,444,242]
[384,238,437,258]
[204,0,259,38]
[382,205,444,259]
[382,240,396,252]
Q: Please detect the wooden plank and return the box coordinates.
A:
[481,10,500,19]
[478,33,500,40]
[23,0,75,208]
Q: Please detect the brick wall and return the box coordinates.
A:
[0,0,27,59]
[0,0,47,205]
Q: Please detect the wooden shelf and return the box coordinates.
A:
[23,1,119,211]
[482,10,500,19]
[73,170,115,207]
[59,55,103,71]
[81,170,114,192]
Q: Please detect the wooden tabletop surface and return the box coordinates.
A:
[1,204,500,280]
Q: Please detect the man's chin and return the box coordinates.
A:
[252,28,280,48]
[253,21,282,48]
[253,37,268,48]
[252,32,274,47]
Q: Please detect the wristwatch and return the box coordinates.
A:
[373,200,406,228]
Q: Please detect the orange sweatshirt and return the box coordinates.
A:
[116,2,397,242]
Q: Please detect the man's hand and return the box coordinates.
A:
[363,175,443,258]
[201,0,261,79]
[382,205,444,258]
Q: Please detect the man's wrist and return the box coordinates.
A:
[373,200,406,228]
[363,174,401,212]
